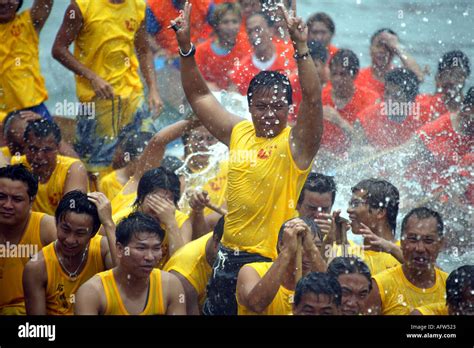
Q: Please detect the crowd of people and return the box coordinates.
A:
[0,0,472,316]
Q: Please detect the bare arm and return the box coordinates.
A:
[282,8,323,170]
[23,254,48,315]
[170,271,200,315]
[164,272,187,315]
[31,0,53,33]
[52,2,114,99]
[173,3,243,146]
[64,161,89,194]
[39,214,57,246]
[366,279,382,315]
[75,276,105,315]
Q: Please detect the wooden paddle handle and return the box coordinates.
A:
[204,201,228,215]
[295,234,303,283]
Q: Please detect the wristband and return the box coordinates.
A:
[294,50,310,60]
[179,43,196,57]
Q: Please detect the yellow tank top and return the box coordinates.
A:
[111,187,136,216]
[164,233,212,307]
[373,265,448,315]
[100,268,165,315]
[99,171,124,202]
[0,212,45,315]
[415,302,448,315]
[237,262,294,315]
[74,0,145,101]
[11,155,80,215]
[43,235,105,315]
[0,10,48,120]
[223,121,312,259]
[0,146,11,159]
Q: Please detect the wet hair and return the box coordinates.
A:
[446,265,474,310]
[161,156,185,175]
[116,211,165,246]
[277,216,322,251]
[294,272,342,306]
[438,50,471,77]
[135,167,181,207]
[384,68,420,102]
[246,11,273,29]
[24,119,62,145]
[247,70,293,108]
[213,216,225,242]
[308,40,329,64]
[55,190,101,236]
[0,164,38,199]
[462,87,474,111]
[306,12,335,35]
[330,49,360,77]
[3,111,21,139]
[401,207,444,237]
[210,2,242,29]
[370,28,397,44]
[121,132,153,162]
[298,173,337,206]
[351,178,399,235]
[327,257,372,291]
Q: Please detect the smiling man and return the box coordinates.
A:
[367,207,448,315]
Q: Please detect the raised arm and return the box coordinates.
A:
[135,19,164,117]
[31,0,53,33]
[64,161,89,194]
[282,6,323,170]
[172,2,243,146]
[23,253,48,315]
[52,1,114,100]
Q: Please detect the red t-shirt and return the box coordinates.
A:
[195,31,251,90]
[355,67,385,99]
[416,93,448,121]
[358,100,431,150]
[229,42,296,95]
[328,44,338,59]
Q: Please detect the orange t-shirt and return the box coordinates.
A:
[358,101,430,151]
[416,93,448,121]
[355,67,385,99]
[195,30,251,90]
[328,44,338,59]
[148,0,212,56]
[230,43,296,95]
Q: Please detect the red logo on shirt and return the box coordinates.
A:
[125,18,138,32]
[257,145,277,160]
[11,24,22,37]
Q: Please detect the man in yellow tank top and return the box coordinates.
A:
[293,272,342,315]
[11,119,88,215]
[237,217,326,315]
[52,0,163,174]
[164,217,224,315]
[75,212,186,315]
[174,4,324,315]
[346,179,403,275]
[411,265,474,316]
[0,0,53,122]
[23,190,117,315]
[367,207,449,315]
[0,164,56,315]
[327,256,372,315]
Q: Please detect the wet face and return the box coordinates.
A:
[246,15,272,49]
[384,82,410,104]
[315,60,330,86]
[293,293,339,315]
[117,232,162,278]
[185,126,218,168]
[449,286,474,316]
[249,87,289,138]
[347,190,377,234]
[338,273,371,315]
[330,64,356,94]
[308,21,333,47]
[140,188,175,215]
[370,34,394,68]
[0,0,19,23]
[24,133,59,177]
[401,216,443,272]
[0,178,32,226]
[238,0,261,19]
[216,11,241,45]
[436,67,467,100]
[298,190,333,220]
[56,212,94,258]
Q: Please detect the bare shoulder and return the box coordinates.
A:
[40,214,57,246]
[24,250,47,280]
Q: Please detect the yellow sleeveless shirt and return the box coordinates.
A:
[99,171,124,202]
[164,233,212,306]
[43,235,105,315]
[0,212,45,315]
[223,121,312,259]
[415,302,448,315]
[74,0,145,101]
[11,155,80,215]
[237,261,294,315]
[0,10,48,122]
[100,268,165,315]
[373,265,448,315]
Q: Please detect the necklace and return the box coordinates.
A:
[55,241,89,281]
